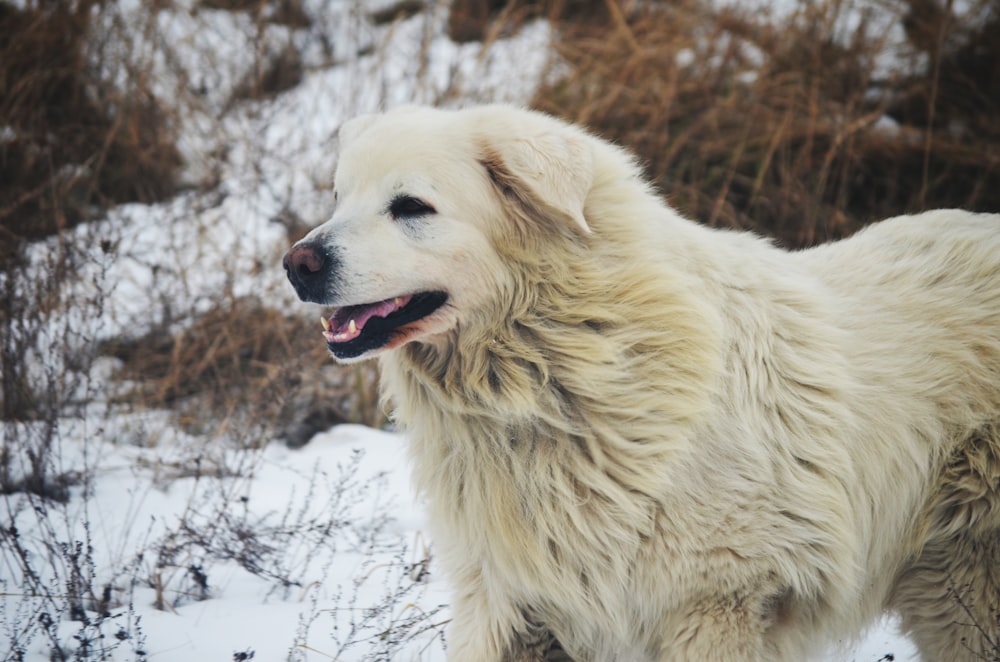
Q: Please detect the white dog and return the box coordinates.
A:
[284,105,1000,661]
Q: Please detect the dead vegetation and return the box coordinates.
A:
[0,0,181,260]
[531,0,1000,247]
[3,0,999,455]
[102,297,385,446]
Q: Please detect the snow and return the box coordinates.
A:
[4,423,450,660]
[3,421,919,661]
[2,1,924,660]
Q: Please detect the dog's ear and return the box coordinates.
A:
[479,128,593,235]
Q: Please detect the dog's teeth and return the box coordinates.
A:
[349,319,357,334]
[320,316,331,332]
[395,297,404,306]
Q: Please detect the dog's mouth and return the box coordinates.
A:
[321,291,448,360]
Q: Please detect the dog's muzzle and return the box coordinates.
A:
[282,241,337,303]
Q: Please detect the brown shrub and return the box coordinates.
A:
[0,0,181,261]
[447,0,607,43]
[199,0,311,28]
[207,0,312,108]
[531,0,1000,248]
[102,297,384,447]
[230,41,305,105]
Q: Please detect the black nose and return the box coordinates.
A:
[283,242,334,303]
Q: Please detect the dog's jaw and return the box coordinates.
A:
[320,290,450,361]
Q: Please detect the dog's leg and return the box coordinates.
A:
[521,618,574,662]
[891,534,1000,661]
[447,620,557,661]
[890,424,1000,662]
[540,637,574,661]
[445,601,515,661]
[445,583,553,662]
[659,588,795,662]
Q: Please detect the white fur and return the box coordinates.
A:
[294,105,1000,661]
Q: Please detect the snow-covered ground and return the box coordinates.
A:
[2,0,926,659]
[4,422,919,661]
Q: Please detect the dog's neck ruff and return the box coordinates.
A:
[379,243,724,489]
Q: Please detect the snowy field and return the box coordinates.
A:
[2,0,931,659]
[4,423,919,660]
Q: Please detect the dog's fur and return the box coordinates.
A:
[284,105,1000,661]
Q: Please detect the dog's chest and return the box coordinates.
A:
[438,449,660,652]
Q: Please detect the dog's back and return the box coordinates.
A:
[805,210,1000,428]
[804,210,1000,659]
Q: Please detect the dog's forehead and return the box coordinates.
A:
[335,110,476,192]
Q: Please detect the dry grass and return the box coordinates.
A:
[447,0,607,42]
[0,0,181,262]
[5,0,999,460]
[1,0,182,501]
[532,0,1000,248]
[102,297,385,446]
[219,0,310,107]
[0,0,385,456]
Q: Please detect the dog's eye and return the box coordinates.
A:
[389,195,435,220]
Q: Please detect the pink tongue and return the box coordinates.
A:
[324,295,412,343]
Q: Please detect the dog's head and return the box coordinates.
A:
[283,105,596,362]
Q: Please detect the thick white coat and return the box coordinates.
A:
[307,105,1000,661]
